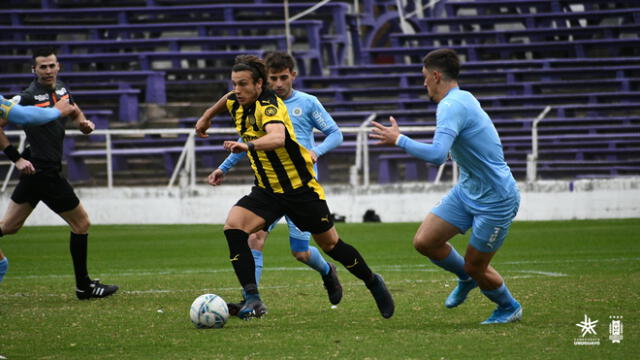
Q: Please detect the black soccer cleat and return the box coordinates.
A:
[321,263,343,305]
[227,300,246,317]
[76,279,119,300]
[367,273,395,319]
[237,296,267,320]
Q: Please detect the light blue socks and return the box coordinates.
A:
[303,246,331,275]
[0,257,8,283]
[430,246,470,280]
[481,283,518,308]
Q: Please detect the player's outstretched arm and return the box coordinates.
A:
[196,91,233,138]
[371,116,455,166]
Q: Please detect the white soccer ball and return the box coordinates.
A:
[190,294,229,329]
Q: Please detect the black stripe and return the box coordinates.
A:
[284,130,313,185]
[230,101,242,133]
[250,150,273,192]
[266,150,294,193]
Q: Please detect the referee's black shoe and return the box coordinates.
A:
[76,279,119,300]
[367,273,394,318]
[321,263,343,305]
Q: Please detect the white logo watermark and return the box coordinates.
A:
[609,315,623,344]
[574,314,600,346]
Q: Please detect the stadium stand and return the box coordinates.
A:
[1,0,639,186]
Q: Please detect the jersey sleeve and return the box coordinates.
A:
[260,103,287,128]
[435,99,466,136]
[7,104,61,126]
[13,92,34,106]
[309,98,343,156]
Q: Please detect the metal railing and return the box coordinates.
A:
[3,123,448,191]
[526,106,552,183]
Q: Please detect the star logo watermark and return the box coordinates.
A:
[574,314,600,346]
[576,314,599,337]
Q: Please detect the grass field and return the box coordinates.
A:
[0,219,638,359]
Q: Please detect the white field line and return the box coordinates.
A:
[1,265,569,297]
[6,255,634,280]
[1,274,562,298]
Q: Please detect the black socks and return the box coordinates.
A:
[70,232,90,289]
[325,239,375,285]
[224,229,257,294]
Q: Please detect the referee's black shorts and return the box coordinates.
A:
[235,185,334,235]
[11,170,80,213]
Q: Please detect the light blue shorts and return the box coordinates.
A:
[267,215,312,252]
[432,185,520,253]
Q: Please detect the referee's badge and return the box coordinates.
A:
[292,107,302,116]
[265,106,278,116]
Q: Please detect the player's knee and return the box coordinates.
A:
[292,250,310,263]
[72,217,91,234]
[1,223,21,235]
[412,235,430,255]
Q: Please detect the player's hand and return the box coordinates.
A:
[223,140,248,153]
[78,119,95,134]
[309,150,318,163]
[207,168,225,186]
[15,158,35,175]
[54,98,77,118]
[195,116,211,138]
[370,116,401,146]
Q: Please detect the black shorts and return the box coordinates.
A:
[11,170,80,213]
[236,186,334,234]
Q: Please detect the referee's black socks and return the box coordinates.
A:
[70,232,91,289]
[325,239,375,286]
[224,229,258,295]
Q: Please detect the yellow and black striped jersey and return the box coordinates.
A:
[227,88,325,199]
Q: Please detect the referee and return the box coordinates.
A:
[0,47,118,299]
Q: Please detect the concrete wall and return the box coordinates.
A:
[1,178,638,226]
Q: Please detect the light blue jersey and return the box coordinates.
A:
[396,87,519,252]
[436,87,517,203]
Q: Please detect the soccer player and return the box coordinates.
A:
[196,55,394,319]
[196,52,344,313]
[370,49,522,324]
[0,47,118,299]
[0,94,77,283]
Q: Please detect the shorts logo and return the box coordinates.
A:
[487,227,501,249]
[320,216,329,223]
[264,106,278,116]
[230,254,239,262]
[346,259,359,269]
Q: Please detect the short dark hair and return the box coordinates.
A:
[32,47,58,64]
[422,48,460,80]
[264,51,296,73]
[232,54,267,85]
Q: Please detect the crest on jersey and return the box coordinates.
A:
[264,106,278,116]
[292,107,302,116]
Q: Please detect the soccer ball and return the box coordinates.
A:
[190,294,229,329]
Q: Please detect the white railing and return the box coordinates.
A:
[2,124,451,191]
[526,106,552,183]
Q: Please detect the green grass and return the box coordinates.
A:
[1,219,639,359]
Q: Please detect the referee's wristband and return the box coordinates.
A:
[3,144,21,162]
[247,141,255,152]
